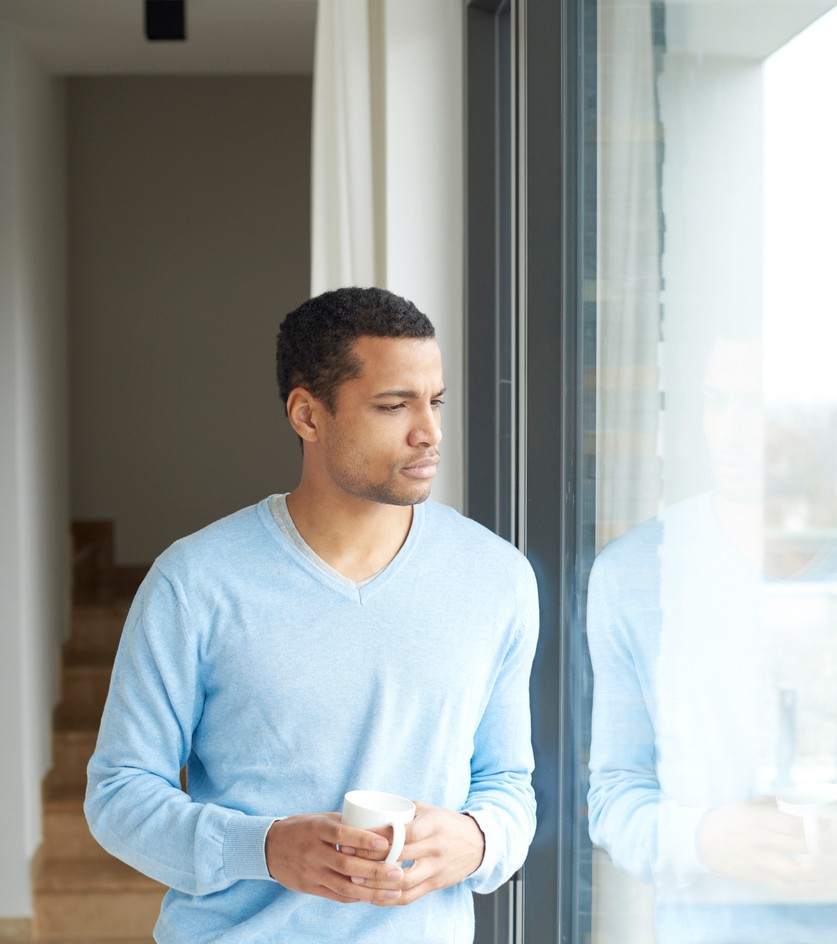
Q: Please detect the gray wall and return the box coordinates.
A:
[68,76,311,564]
[0,28,69,917]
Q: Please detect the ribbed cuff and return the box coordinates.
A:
[460,807,498,893]
[657,802,712,887]
[221,813,278,882]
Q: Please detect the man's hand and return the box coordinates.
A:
[354,802,485,906]
[697,797,837,899]
[265,813,405,904]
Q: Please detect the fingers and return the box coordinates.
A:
[310,848,405,903]
[370,861,443,907]
[330,823,408,898]
[265,814,406,905]
[322,870,404,904]
[330,820,391,856]
[339,826,393,861]
[734,849,837,900]
[765,852,837,900]
[370,805,485,907]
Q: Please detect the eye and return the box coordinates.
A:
[431,399,445,409]
[703,392,727,410]
[379,403,406,413]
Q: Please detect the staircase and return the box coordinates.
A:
[31,528,165,942]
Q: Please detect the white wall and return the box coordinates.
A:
[383,0,464,511]
[0,27,68,918]
[68,77,312,564]
[658,54,764,506]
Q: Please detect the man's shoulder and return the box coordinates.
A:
[424,498,508,542]
[154,500,269,574]
[422,501,533,571]
[420,502,538,623]
[592,491,712,586]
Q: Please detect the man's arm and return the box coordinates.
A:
[587,547,827,895]
[587,550,708,889]
[85,565,406,902]
[360,557,538,904]
[458,559,539,894]
[85,567,270,896]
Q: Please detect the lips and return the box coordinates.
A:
[401,454,440,478]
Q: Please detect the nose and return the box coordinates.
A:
[408,404,443,448]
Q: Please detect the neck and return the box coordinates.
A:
[285,483,414,582]
[712,491,819,578]
[712,491,763,565]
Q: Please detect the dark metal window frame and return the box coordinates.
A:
[465,0,593,941]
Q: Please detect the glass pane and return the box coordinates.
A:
[581,2,837,941]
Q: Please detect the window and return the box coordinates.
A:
[468,1,837,940]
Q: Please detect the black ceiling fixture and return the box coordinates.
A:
[144,0,186,41]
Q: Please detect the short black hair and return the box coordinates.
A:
[276,287,435,412]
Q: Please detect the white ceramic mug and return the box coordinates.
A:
[777,783,837,854]
[341,790,416,865]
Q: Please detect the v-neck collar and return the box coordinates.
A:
[256,497,426,605]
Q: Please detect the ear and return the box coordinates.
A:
[286,387,324,443]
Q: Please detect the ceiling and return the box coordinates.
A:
[648,0,837,59]
[0,0,317,74]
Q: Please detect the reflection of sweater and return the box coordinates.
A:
[85,498,539,944]
[587,492,837,942]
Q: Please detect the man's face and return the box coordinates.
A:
[316,335,444,506]
[702,338,764,502]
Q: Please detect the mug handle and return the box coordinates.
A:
[804,813,823,855]
[385,820,406,865]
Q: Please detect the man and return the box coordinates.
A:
[587,336,837,943]
[85,287,539,943]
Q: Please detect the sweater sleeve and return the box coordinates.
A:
[461,559,539,894]
[586,551,709,889]
[84,564,277,895]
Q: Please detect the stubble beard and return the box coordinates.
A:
[335,469,433,507]
[323,448,435,507]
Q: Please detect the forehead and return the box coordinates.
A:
[347,336,444,389]
[704,338,762,394]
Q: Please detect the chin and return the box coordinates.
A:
[387,489,433,507]
[408,491,432,506]
[350,480,433,506]
[378,483,434,507]
[715,480,763,505]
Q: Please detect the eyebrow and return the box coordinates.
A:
[372,387,446,400]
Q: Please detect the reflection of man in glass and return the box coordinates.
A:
[587,337,837,942]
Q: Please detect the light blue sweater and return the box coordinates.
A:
[85,498,538,943]
[587,493,837,942]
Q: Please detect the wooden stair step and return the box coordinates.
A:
[32,857,165,940]
[43,808,107,861]
[63,645,116,668]
[43,775,85,809]
[63,636,120,666]
[50,729,98,786]
[70,603,129,626]
[42,780,108,861]
[53,700,104,732]
[67,607,127,662]
[60,663,112,714]
[36,939,152,943]
[0,917,31,942]
[34,856,163,894]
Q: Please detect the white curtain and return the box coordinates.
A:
[593,0,663,939]
[596,0,665,549]
[310,0,384,293]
